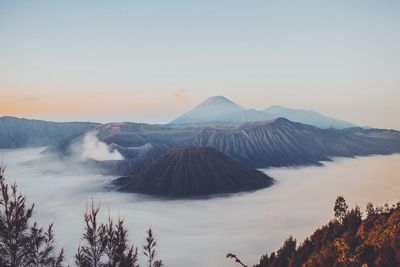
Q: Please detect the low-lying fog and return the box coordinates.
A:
[1,147,399,267]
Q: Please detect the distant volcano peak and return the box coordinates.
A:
[197,95,240,107]
[169,96,245,125]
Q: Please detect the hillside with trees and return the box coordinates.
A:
[228,197,400,267]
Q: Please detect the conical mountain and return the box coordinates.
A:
[169,96,245,125]
[116,146,273,197]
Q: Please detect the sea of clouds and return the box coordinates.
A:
[1,146,399,267]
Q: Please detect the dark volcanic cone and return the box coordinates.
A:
[115,146,273,197]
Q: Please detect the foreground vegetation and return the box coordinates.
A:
[228,197,400,267]
[1,166,399,267]
[0,167,163,267]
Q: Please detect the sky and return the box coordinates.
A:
[0,1,399,129]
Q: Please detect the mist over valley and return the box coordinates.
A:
[1,146,399,266]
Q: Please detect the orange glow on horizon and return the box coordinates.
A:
[0,87,191,120]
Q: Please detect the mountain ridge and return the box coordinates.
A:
[170,96,357,128]
[262,105,357,129]
[0,96,362,149]
[45,118,400,177]
[0,116,99,148]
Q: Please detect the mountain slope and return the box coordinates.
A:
[216,109,273,124]
[116,146,273,197]
[263,105,357,129]
[184,118,400,168]
[0,116,99,148]
[250,200,400,267]
[48,118,400,176]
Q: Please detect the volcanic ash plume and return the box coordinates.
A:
[80,132,123,161]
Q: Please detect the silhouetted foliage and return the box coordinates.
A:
[257,237,297,267]
[104,217,139,267]
[226,253,248,267]
[0,167,64,267]
[27,223,64,267]
[366,202,375,217]
[75,203,107,267]
[143,229,163,267]
[0,167,162,267]
[75,202,162,267]
[334,196,348,223]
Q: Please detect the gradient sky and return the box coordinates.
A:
[0,1,399,129]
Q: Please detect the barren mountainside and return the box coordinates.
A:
[47,118,400,176]
[116,146,274,197]
[184,118,400,168]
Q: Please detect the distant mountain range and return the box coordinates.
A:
[170,96,357,129]
[0,116,98,148]
[47,118,400,178]
[2,108,400,197]
[0,96,358,149]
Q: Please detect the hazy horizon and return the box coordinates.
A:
[1,1,399,129]
[0,95,368,127]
